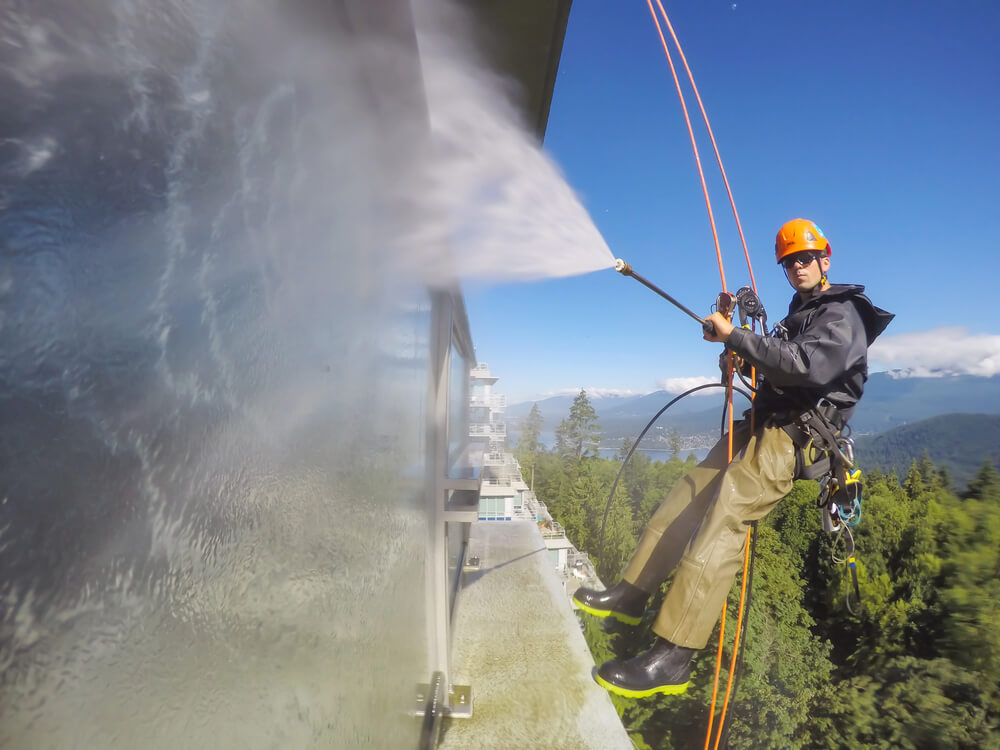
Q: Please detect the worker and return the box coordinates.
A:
[574,218,894,698]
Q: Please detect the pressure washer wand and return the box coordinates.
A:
[614,258,715,335]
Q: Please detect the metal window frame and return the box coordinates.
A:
[419,290,479,747]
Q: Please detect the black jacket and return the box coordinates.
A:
[726,284,894,426]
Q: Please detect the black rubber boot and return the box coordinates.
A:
[572,581,649,626]
[594,637,695,698]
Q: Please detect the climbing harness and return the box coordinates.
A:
[780,400,852,480]
[772,395,867,615]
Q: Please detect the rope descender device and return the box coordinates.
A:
[733,287,766,331]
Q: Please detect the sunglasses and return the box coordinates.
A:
[780,252,820,270]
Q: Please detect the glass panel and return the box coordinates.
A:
[0,3,434,747]
[446,521,466,620]
[447,341,470,472]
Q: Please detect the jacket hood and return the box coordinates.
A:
[790,284,894,346]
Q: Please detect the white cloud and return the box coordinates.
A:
[870,326,1000,377]
[655,376,719,395]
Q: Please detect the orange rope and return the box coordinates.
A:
[643,4,763,748]
[713,525,753,750]
[706,604,728,747]
[645,5,732,743]
[706,359,735,750]
[653,0,757,295]
[644,0,727,293]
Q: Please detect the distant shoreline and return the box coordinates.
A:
[597,446,710,462]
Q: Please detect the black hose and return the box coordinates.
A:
[719,383,731,438]
[734,365,758,395]
[593,378,759,750]
[597,382,752,560]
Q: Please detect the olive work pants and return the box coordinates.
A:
[620,422,796,650]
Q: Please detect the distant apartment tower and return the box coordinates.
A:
[470,364,521,521]
[469,364,597,585]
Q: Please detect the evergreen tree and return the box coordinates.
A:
[534,443,1000,747]
[903,459,924,498]
[594,474,636,581]
[818,657,996,749]
[724,523,834,750]
[668,429,682,461]
[938,490,1000,684]
[554,390,601,462]
[965,459,1000,503]
[516,403,543,457]
[617,438,652,524]
[515,403,544,487]
[640,458,691,524]
[938,465,953,491]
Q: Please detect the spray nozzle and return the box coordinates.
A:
[613,258,632,276]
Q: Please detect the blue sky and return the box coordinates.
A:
[462,0,1000,404]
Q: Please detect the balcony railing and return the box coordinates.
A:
[469,394,507,409]
[483,467,524,485]
[539,520,567,539]
[484,452,521,466]
[469,423,506,437]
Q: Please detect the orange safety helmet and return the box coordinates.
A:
[774,218,831,263]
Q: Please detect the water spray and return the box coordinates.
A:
[614,258,715,335]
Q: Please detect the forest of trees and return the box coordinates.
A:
[854,413,1000,489]
[518,391,1000,750]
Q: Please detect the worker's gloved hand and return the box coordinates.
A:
[718,351,731,382]
[702,312,734,343]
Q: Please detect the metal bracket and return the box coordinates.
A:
[446,684,473,719]
[414,681,473,720]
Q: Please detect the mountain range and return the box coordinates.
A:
[853,413,1000,489]
[506,373,1000,451]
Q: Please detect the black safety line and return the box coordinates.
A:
[597,382,753,560]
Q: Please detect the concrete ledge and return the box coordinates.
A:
[440,522,632,750]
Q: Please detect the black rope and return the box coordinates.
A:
[592,378,762,750]
[718,377,732,438]
[597,382,752,561]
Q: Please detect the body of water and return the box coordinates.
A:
[598,447,711,463]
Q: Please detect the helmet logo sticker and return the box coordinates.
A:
[813,224,826,238]
[804,231,816,241]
